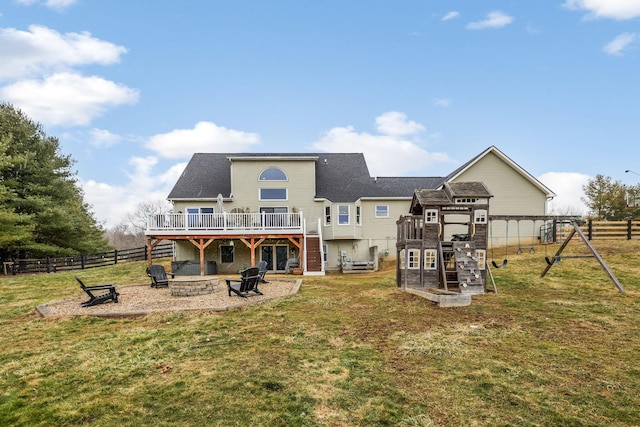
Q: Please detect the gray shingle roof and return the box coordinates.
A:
[167,153,446,202]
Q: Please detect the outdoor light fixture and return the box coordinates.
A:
[625,170,640,177]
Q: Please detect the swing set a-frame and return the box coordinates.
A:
[489,215,626,293]
[540,220,625,292]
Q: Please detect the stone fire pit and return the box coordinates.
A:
[169,276,220,297]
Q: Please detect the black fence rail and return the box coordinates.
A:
[3,243,173,276]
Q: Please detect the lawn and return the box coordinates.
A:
[1,240,639,426]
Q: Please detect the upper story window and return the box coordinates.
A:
[356,206,361,226]
[259,188,287,200]
[259,167,287,181]
[338,205,350,225]
[425,209,438,223]
[324,206,331,225]
[375,205,389,218]
[474,209,488,224]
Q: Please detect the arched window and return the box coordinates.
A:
[259,167,287,181]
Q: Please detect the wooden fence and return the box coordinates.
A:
[548,220,640,242]
[3,243,173,276]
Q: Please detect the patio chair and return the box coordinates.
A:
[147,265,170,288]
[257,260,269,283]
[76,276,119,307]
[285,257,299,274]
[225,267,263,298]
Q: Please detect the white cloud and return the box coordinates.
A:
[146,121,261,159]
[603,32,637,55]
[442,11,459,21]
[310,112,453,177]
[467,11,514,30]
[375,111,425,136]
[0,25,127,81]
[0,72,139,127]
[433,98,452,108]
[538,171,591,215]
[81,157,187,226]
[16,0,77,10]
[87,128,124,148]
[564,0,640,20]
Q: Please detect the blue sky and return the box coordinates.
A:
[2,0,640,226]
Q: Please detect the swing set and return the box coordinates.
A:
[488,216,625,293]
[490,219,539,268]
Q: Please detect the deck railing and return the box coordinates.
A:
[146,212,303,233]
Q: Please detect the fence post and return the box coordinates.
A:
[588,219,593,240]
[145,246,149,261]
[46,256,51,273]
[114,249,118,265]
[81,254,85,269]
[628,220,632,240]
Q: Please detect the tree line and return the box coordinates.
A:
[583,174,640,221]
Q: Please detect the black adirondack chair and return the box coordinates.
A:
[147,265,170,288]
[257,260,269,283]
[225,267,263,298]
[76,276,119,307]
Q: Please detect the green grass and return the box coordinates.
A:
[1,241,640,426]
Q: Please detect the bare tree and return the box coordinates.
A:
[107,200,172,249]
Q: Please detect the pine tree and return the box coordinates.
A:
[0,103,110,260]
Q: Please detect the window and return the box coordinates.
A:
[323,244,328,262]
[375,205,389,218]
[259,188,287,200]
[425,209,438,223]
[475,250,486,270]
[259,167,287,181]
[338,205,350,225]
[455,198,477,204]
[424,249,437,270]
[221,245,234,263]
[324,206,331,225]
[356,206,361,225]
[186,207,213,227]
[474,209,487,224]
[408,249,420,269]
[399,249,405,269]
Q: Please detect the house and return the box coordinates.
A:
[145,146,556,275]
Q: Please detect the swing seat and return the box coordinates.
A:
[545,256,560,266]
[492,259,508,269]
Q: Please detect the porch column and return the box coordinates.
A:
[239,237,265,266]
[188,238,216,275]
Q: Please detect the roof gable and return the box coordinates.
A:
[445,146,555,198]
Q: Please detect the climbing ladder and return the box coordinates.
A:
[453,241,485,294]
[439,241,485,294]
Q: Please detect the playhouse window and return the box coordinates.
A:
[423,249,437,270]
[475,249,486,270]
[474,209,487,224]
[408,249,420,269]
[425,209,438,223]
